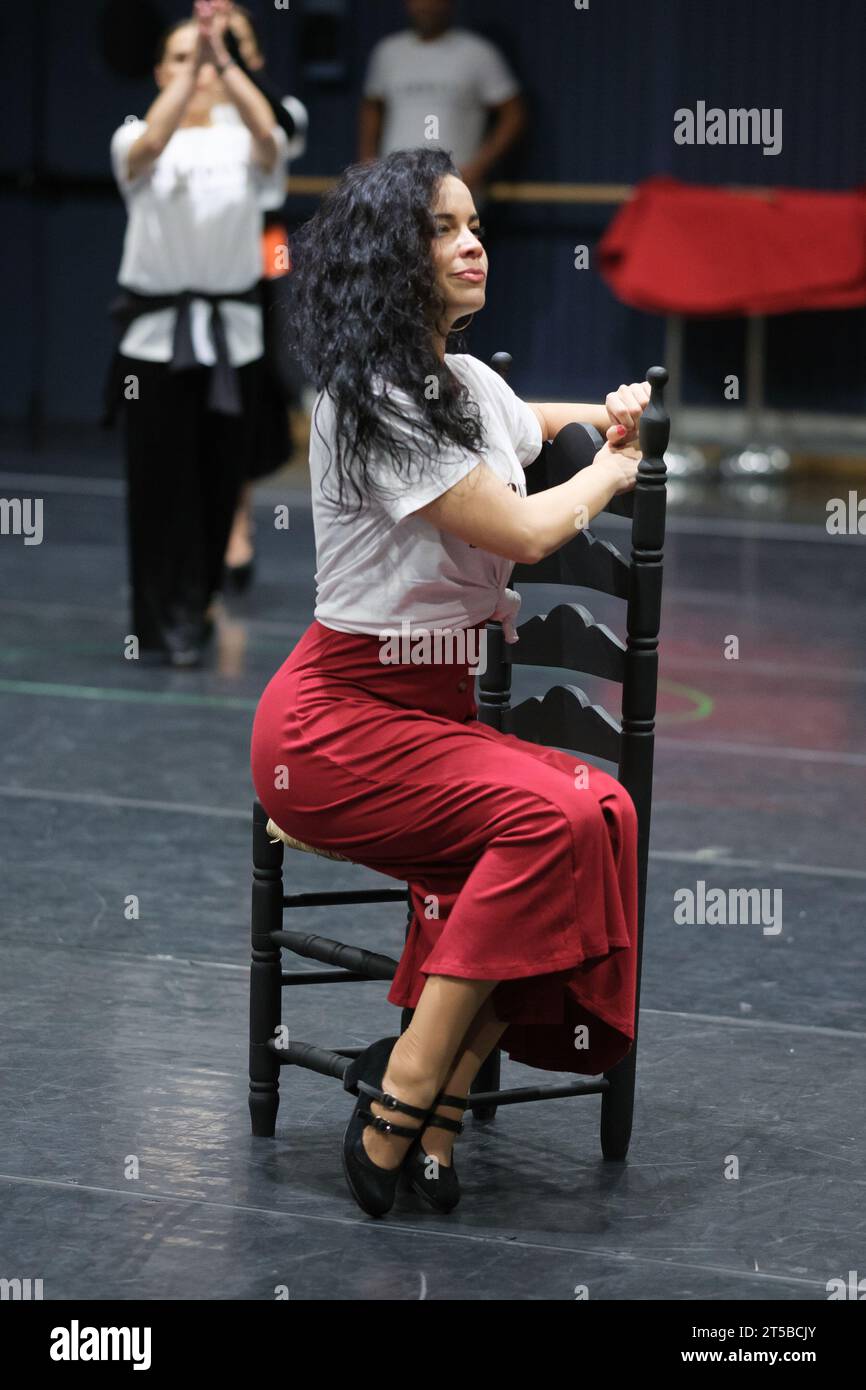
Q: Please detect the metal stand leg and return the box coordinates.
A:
[661,314,708,477]
[720,314,791,478]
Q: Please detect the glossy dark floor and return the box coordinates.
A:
[1,438,864,1301]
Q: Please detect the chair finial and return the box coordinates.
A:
[639,365,670,465]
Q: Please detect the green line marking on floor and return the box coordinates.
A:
[0,679,258,710]
[656,679,715,725]
[0,675,716,724]
[0,636,299,658]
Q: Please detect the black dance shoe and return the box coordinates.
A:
[341,1036,434,1218]
[162,610,214,668]
[400,1090,467,1214]
[163,631,202,669]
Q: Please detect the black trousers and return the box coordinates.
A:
[119,354,263,650]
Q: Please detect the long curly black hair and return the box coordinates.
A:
[286,147,487,520]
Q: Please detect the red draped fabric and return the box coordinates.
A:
[598,175,866,315]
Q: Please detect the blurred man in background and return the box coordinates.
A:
[359,0,527,199]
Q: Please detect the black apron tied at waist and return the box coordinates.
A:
[101,283,262,426]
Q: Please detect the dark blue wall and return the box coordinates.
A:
[2,0,865,424]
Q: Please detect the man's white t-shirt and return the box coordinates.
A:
[109,118,289,365]
[311,354,543,639]
[363,27,520,168]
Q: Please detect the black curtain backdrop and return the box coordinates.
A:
[1,0,864,425]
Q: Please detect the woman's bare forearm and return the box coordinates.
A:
[127,70,198,178]
[521,459,621,563]
[529,401,611,440]
[218,61,279,163]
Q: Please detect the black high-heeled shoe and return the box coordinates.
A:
[222,559,255,595]
[341,1036,434,1218]
[401,1090,467,1214]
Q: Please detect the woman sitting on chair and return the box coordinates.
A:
[251,147,650,1218]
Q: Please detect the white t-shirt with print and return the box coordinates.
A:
[109,118,289,365]
[210,94,309,162]
[363,28,520,168]
[311,353,543,640]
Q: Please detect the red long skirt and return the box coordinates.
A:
[250,618,639,1078]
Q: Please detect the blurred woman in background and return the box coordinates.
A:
[107,0,289,666]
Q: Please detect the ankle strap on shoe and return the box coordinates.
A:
[435,1091,468,1111]
[425,1111,464,1136]
[357,1080,430,1121]
[358,1106,426,1140]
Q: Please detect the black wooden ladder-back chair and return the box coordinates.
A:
[250,355,669,1162]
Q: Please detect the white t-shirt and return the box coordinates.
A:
[110,118,289,365]
[211,94,309,162]
[311,353,543,638]
[363,28,520,168]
